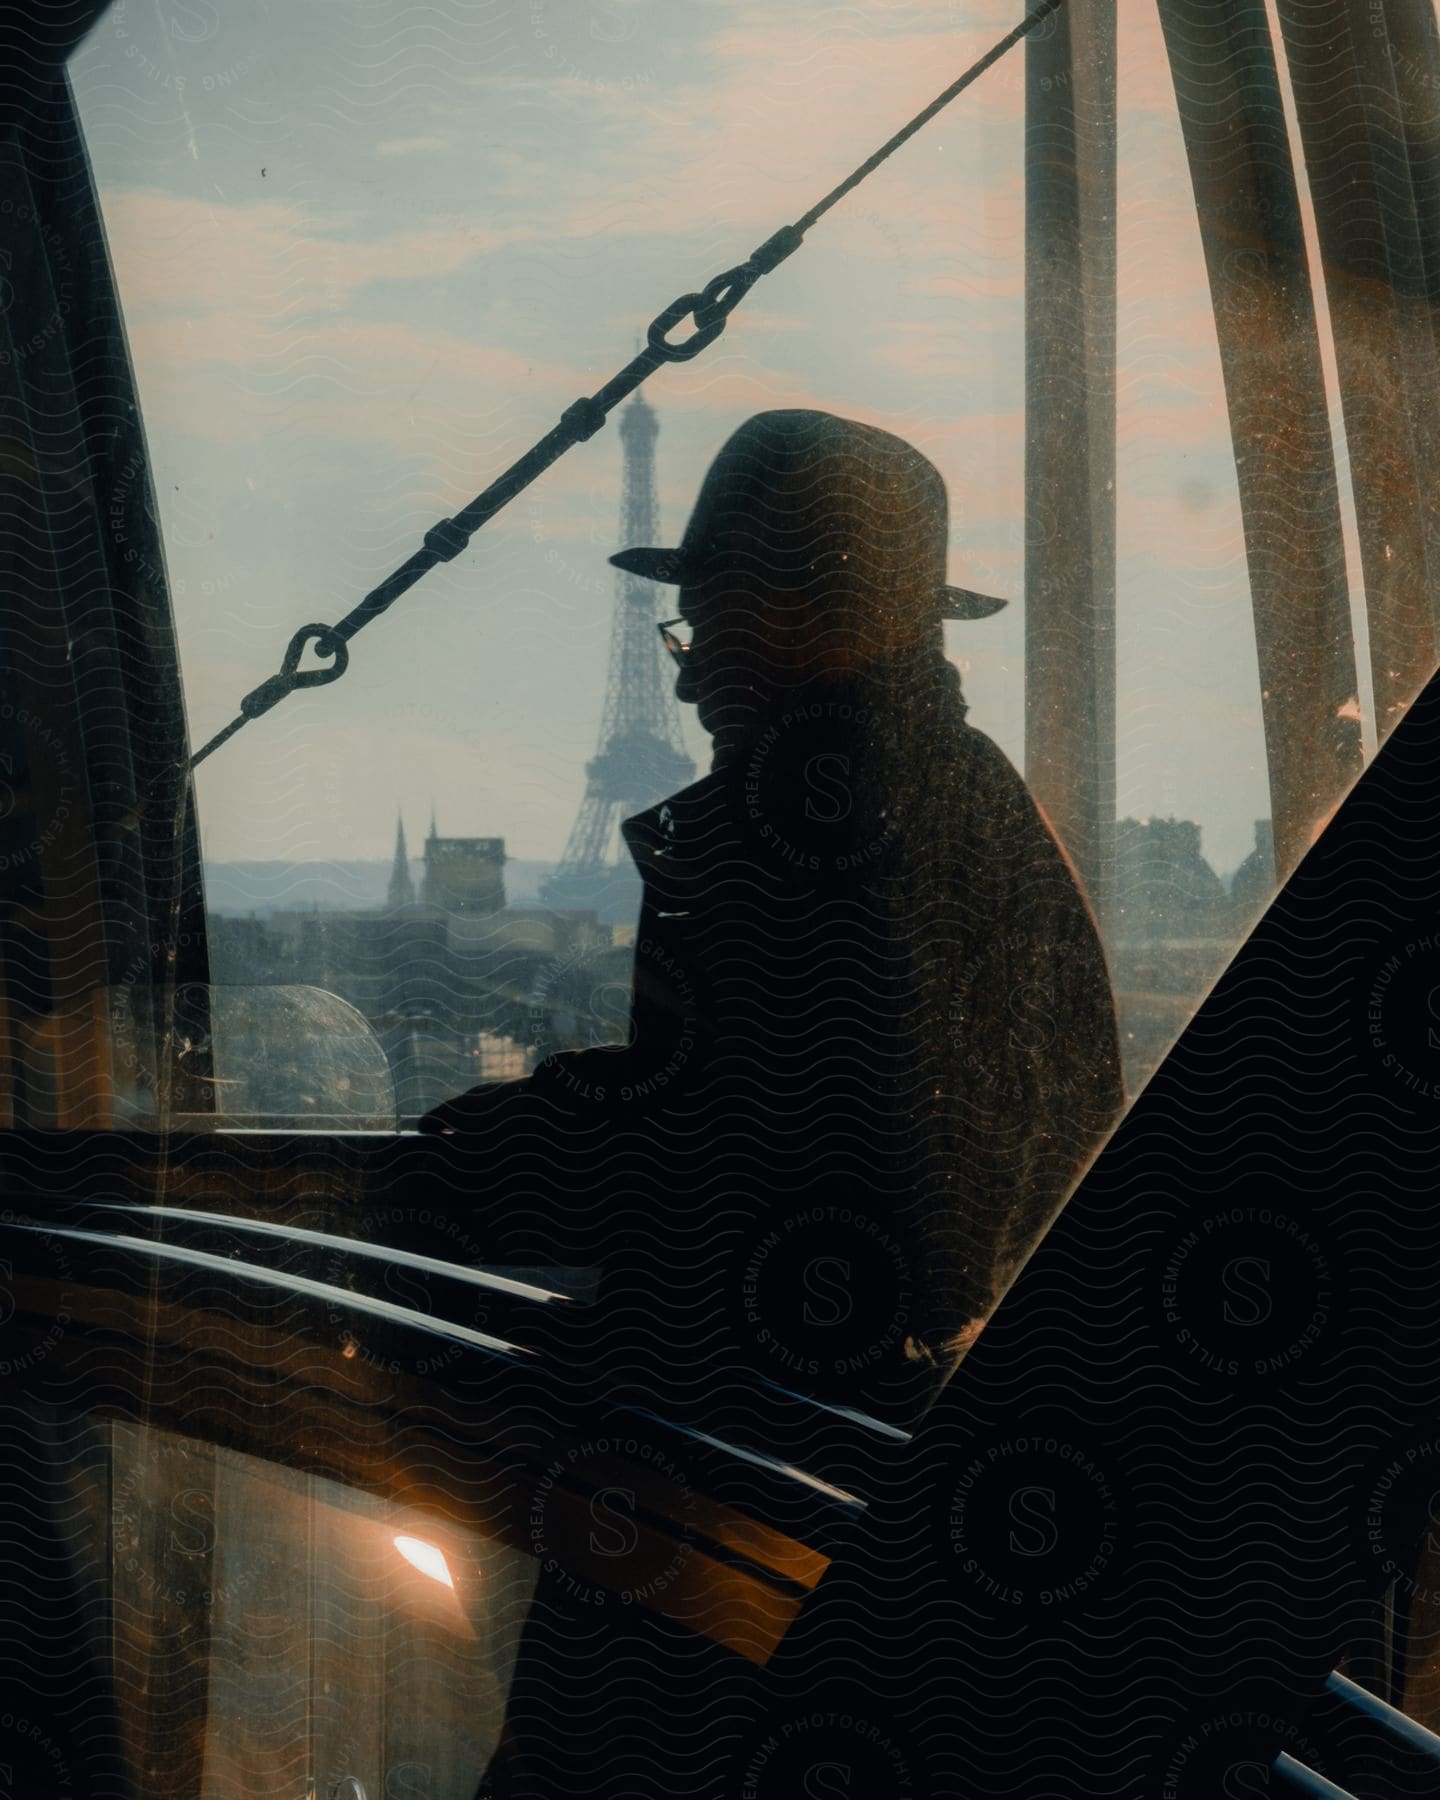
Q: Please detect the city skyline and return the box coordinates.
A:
[200,805,1273,921]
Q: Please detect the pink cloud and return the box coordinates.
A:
[102,1,1247,607]
[104,187,525,320]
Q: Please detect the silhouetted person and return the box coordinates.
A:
[423,409,1123,1426]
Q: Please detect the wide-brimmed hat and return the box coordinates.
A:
[609,408,1008,622]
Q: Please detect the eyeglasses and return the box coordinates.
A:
[656,618,692,665]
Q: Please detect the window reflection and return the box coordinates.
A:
[11,985,396,1131]
[103,1422,538,1800]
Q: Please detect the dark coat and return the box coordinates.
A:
[421,700,1124,1429]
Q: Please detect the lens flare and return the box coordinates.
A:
[393,1534,454,1588]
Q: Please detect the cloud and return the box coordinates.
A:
[103,187,526,320]
[101,4,1240,590]
[375,134,454,157]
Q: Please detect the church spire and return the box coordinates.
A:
[387,812,416,909]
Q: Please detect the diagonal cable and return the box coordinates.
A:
[185,0,1066,775]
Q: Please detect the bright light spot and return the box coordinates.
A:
[394,1535,454,1588]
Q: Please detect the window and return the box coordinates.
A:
[6,8,1440,1797]
[56,0,1344,1129]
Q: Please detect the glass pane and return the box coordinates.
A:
[15,984,395,1130]
[1109,1,1359,1094]
[61,1,1332,1116]
[60,0,1404,1412]
[102,1420,539,1799]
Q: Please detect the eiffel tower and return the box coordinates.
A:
[542,390,695,913]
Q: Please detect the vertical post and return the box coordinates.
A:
[1273,0,1440,748]
[1024,0,1118,943]
[1383,0,1440,381]
[1155,0,1364,882]
[1371,0,1440,667]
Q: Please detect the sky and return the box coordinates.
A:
[65,0,1381,881]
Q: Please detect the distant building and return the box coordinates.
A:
[421,813,506,915]
[207,804,631,1119]
[543,389,695,911]
[1229,818,1275,916]
[1113,815,1228,942]
[1108,815,1230,1099]
[386,813,416,909]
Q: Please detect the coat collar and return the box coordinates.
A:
[620,767,734,866]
